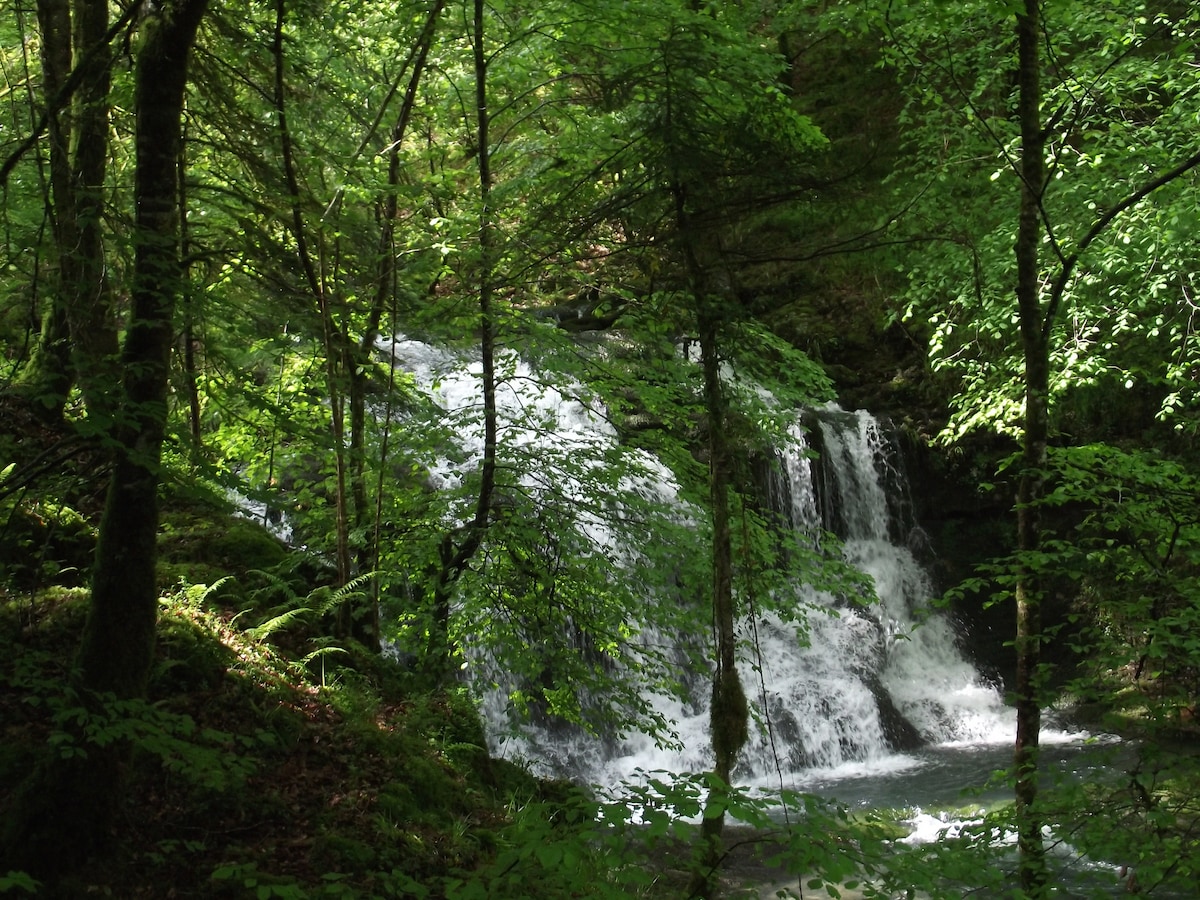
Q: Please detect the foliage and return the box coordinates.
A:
[5,0,1200,894]
[881,0,1200,441]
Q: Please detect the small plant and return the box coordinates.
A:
[0,870,40,895]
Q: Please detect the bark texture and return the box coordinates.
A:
[1,0,210,882]
[14,0,118,420]
[1014,2,1048,893]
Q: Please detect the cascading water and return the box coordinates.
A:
[579,404,1017,787]
[752,407,1014,779]
[377,336,1015,787]
[480,399,1013,784]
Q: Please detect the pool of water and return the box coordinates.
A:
[742,734,1191,898]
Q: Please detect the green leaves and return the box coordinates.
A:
[888,0,1200,440]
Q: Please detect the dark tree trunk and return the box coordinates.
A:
[1014,2,1048,893]
[669,162,747,899]
[1007,9,1200,893]
[0,0,210,882]
[422,0,496,679]
[64,0,120,422]
[15,0,74,416]
[271,0,354,607]
[17,0,119,422]
[689,309,749,900]
[14,0,118,420]
[79,0,210,698]
[347,0,444,652]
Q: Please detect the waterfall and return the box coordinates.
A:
[755,408,1013,775]
[380,337,1013,785]
[482,398,1013,784]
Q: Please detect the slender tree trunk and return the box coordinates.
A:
[688,309,749,900]
[16,0,74,417]
[1014,2,1048,894]
[14,0,120,419]
[422,0,496,679]
[64,0,120,423]
[347,0,445,651]
[271,0,353,592]
[668,159,747,897]
[179,117,203,452]
[1006,5,1200,890]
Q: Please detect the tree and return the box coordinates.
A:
[880,0,1200,891]
[1,0,211,878]
[511,6,827,893]
[9,0,128,421]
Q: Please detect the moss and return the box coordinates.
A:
[150,609,236,694]
[158,512,286,573]
[711,668,749,773]
[312,833,379,871]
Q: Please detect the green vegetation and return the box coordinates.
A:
[1,0,1199,896]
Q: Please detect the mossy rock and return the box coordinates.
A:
[159,513,287,571]
[208,521,288,571]
[151,610,237,695]
[312,833,378,871]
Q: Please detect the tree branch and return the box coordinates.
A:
[1044,146,1200,337]
[0,0,140,186]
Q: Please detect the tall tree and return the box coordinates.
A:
[12,0,121,421]
[1,0,211,879]
[880,0,1200,890]
[421,0,498,678]
[1012,2,1049,889]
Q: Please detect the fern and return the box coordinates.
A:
[245,570,376,641]
[247,605,316,640]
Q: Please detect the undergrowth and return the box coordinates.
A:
[0,576,651,898]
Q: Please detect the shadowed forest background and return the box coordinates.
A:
[1,0,1199,897]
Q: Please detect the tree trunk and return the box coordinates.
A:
[347,0,445,653]
[422,0,496,680]
[12,0,119,417]
[15,0,74,417]
[1014,1,1048,894]
[14,0,118,420]
[64,0,120,423]
[0,0,210,882]
[689,309,749,900]
[271,0,355,606]
[669,159,747,898]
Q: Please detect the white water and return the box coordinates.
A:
[379,337,1066,789]
[566,405,1027,792]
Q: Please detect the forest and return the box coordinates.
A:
[1,0,1198,897]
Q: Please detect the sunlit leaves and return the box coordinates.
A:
[884,0,1200,439]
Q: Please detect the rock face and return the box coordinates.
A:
[899,428,1021,690]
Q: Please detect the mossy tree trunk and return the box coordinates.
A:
[689,307,749,900]
[80,0,210,702]
[0,0,210,882]
[669,165,747,898]
[14,0,118,421]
